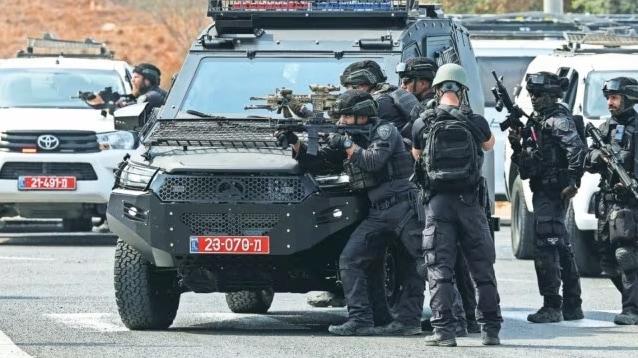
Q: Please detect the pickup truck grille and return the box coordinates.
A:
[0,131,99,153]
[0,162,98,180]
[156,175,309,203]
[180,213,280,236]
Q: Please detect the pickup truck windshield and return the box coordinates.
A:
[0,68,126,109]
[180,56,398,116]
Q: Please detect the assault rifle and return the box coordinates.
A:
[491,70,531,131]
[246,84,340,119]
[275,116,373,156]
[76,86,135,104]
[586,122,638,200]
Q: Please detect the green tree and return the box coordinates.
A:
[570,0,638,13]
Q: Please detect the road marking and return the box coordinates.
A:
[45,313,128,332]
[0,256,55,261]
[502,310,617,328]
[0,330,32,358]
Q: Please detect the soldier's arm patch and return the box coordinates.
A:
[377,124,392,140]
[554,117,571,132]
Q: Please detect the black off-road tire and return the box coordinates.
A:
[114,239,181,330]
[511,176,535,259]
[225,289,275,313]
[565,201,601,277]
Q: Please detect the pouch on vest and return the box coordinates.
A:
[609,207,637,245]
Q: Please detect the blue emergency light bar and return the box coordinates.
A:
[207,1,429,34]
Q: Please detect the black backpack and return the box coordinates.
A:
[421,108,482,191]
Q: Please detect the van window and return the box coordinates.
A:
[584,70,638,119]
[477,56,536,107]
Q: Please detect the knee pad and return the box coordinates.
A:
[616,247,638,272]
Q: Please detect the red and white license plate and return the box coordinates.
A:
[18,176,77,191]
[190,236,270,254]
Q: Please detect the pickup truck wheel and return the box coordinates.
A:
[114,239,180,330]
[225,289,274,313]
[511,176,534,259]
[565,202,601,277]
[62,218,93,232]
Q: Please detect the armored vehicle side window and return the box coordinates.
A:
[477,56,535,107]
[0,68,125,109]
[180,57,397,116]
[584,70,638,118]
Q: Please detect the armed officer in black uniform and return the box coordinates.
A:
[509,72,586,323]
[340,60,419,139]
[84,63,166,119]
[306,60,418,308]
[401,57,480,335]
[412,63,502,347]
[584,77,638,325]
[396,57,438,123]
[280,89,424,336]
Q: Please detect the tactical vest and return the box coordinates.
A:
[372,84,418,128]
[419,106,483,192]
[603,114,638,186]
[520,106,574,188]
[345,121,414,191]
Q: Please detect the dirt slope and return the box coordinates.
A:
[0,0,206,88]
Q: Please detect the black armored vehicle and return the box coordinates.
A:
[107,0,496,330]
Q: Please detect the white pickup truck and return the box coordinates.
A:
[0,38,137,231]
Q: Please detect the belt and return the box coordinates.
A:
[371,192,413,210]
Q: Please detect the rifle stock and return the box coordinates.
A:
[586,122,638,200]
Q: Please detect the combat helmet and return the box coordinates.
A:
[340,60,387,87]
[396,57,438,81]
[332,89,378,117]
[602,76,638,116]
[133,63,162,86]
[431,63,469,93]
[525,72,569,98]
[602,77,638,101]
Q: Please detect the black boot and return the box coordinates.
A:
[527,306,563,323]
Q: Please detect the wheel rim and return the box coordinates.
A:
[384,248,396,299]
[512,192,522,249]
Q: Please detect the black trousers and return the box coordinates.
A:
[597,201,638,314]
[531,190,582,309]
[339,201,425,326]
[423,191,502,337]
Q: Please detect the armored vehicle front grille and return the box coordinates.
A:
[156,175,309,203]
[180,212,280,236]
[0,131,99,153]
[0,162,98,180]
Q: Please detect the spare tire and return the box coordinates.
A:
[225,289,275,314]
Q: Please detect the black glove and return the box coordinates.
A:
[275,131,298,148]
[561,184,578,200]
[328,133,347,149]
[508,128,522,153]
[589,149,605,164]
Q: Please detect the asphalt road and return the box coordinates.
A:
[1,227,637,358]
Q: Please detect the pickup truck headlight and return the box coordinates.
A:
[97,131,135,150]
